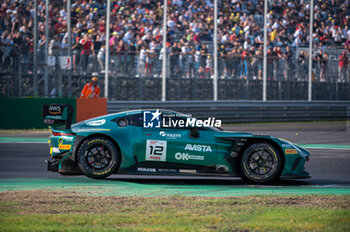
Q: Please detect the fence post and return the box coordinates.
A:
[278,80,282,100]
[104,0,111,100]
[161,0,167,101]
[18,54,22,97]
[138,75,142,100]
[263,0,268,101]
[33,0,38,96]
[246,79,249,99]
[177,74,181,100]
[308,0,314,101]
[213,0,218,101]
[44,0,49,97]
[67,0,72,97]
[58,68,62,97]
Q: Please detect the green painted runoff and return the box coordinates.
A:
[0,178,349,197]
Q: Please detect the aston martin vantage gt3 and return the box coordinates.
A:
[44,105,310,183]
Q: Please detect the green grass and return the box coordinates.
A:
[0,190,349,231]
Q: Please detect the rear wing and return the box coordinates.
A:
[43,104,74,129]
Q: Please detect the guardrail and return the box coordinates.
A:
[108,100,350,123]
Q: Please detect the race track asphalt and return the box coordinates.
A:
[0,122,349,187]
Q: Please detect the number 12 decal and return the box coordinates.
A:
[146,140,167,161]
[149,145,164,155]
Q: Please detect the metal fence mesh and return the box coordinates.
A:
[0,0,349,100]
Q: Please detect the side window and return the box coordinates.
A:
[113,113,144,127]
[132,113,144,127]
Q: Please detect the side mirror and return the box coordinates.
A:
[190,127,199,138]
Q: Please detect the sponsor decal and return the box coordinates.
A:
[52,147,60,153]
[43,104,71,124]
[143,109,161,128]
[87,119,106,126]
[136,168,177,173]
[58,136,74,143]
[58,144,71,150]
[44,119,55,124]
[48,105,62,115]
[61,136,74,141]
[158,168,177,172]
[179,169,197,174]
[163,112,192,118]
[175,152,204,161]
[159,131,182,139]
[76,128,110,132]
[47,115,63,120]
[162,117,221,128]
[137,167,156,172]
[143,109,221,128]
[146,140,167,161]
[185,144,212,152]
[285,149,298,154]
[92,162,115,175]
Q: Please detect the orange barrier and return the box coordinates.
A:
[76,98,107,122]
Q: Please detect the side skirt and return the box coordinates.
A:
[118,162,237,177]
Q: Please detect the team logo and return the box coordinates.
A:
[87,119,106,126]
[143,109,162,128]
[160,131,166,136]
[185,144,212,152]
[285,149,298,154]
[143,109,222,128]
[59,144,71,150]
[48,105,62,115]
[160,131,181,139]
[175,152,204,161]
[44,119,55,124]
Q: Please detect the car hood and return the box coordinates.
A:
[214,131,255,138]
[215,130,310,157]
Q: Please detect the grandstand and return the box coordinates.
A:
[0,0,349,100]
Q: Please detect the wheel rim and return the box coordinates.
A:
[84,143,112,170]
[246,147,278,178]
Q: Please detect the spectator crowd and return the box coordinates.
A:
[0,0,350,82]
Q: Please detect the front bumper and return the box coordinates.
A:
[281,144,310,179]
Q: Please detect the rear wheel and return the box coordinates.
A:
[240,143,282,183]
[77,137,119,179]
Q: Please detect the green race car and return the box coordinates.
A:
[44,105,310,183]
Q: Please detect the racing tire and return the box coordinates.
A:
[77,137,119,179]
[240,143,282,184]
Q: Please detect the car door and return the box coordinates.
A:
[133,112,217,169]
[163,128,217,167]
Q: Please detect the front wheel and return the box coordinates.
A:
[240,143,282,183]
[77,137,119,179]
